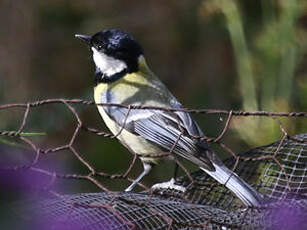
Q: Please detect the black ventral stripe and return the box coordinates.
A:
[95,68,128,84]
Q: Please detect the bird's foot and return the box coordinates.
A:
[151,178,186,193]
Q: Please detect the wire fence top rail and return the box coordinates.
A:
[0,98,306,117]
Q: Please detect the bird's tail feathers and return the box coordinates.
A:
[201,164,263,207]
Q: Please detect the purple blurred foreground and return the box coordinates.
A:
[4,191,307,230]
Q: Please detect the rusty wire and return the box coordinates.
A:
[1,98,307,229]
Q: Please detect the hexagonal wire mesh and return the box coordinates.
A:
[1,100,307,229]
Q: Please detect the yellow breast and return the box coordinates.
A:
[94,80,163,164]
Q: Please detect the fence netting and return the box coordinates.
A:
[1,99,307,229]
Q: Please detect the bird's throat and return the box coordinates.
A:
[94,68,128,84]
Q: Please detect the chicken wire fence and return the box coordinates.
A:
[1,99,307,229]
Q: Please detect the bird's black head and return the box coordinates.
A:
[76,29,144,83]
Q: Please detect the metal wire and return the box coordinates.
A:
[1,99,307,229]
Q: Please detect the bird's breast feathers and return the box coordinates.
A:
[93,71,170,163]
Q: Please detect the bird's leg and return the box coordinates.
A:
[125,162,152,192]
[173,163,179,180]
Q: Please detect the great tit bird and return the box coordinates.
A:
[75,29,263,207]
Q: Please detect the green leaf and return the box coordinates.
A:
[0,137,26,149]
[19,132,46,137]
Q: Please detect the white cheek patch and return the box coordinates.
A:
[92,47,127,76]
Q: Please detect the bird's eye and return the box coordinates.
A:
[97,45,103,51]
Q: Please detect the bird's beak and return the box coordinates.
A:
[75,34,92,44]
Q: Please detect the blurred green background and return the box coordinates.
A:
[0,0,307,197]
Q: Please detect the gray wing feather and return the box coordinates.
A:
[101,89,213,170]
